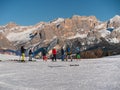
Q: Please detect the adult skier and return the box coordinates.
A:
[76,47,80,60]
[52,47,57,61]
[42,48,47,61]
[61,47,65,61]
[29,49,33,61]
[21,46,26,62]
[66,45,72,61]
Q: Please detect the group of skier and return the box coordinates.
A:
[40,45,81,62]
[20,45,81,62]
[60,46,81,62]
[20,46,33,62]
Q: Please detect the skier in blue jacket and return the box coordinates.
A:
[66,45,72,61]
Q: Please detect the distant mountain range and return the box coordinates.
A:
[0,15,120,56]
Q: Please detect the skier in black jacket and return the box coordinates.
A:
[61,47,65,61]
[21,46,26,62]
[42,48,47,61]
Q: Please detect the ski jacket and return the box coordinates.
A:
[21,46,26,53]
[66,47,70,53]
[61,48,64,55]
[42,48,47,56]
[66,47,72,55]
[52,49,57,55]
[29,50,33,55]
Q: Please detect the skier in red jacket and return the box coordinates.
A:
[52,48,57,61]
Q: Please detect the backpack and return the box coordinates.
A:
[67,47,70,52]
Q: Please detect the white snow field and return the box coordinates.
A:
[0,54,120,90]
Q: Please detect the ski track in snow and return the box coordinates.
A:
[0,56,120,90]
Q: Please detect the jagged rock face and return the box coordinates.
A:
[63,15,99,37]
[110,28,120,41]
[43,15,99,39]
[87,31,101,39]
[71,16,98,31]
[95,22,107,30]
[0,15,120,51]
[0,33,15,49]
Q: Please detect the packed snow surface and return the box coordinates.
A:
[0,54,120,90]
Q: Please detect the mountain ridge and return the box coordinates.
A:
[0,15,120,57]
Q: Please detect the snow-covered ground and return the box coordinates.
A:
[0,54,120,90]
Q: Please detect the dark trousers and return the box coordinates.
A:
[29,54,32,61]
[52,54,56,61]
[61,55,64,61]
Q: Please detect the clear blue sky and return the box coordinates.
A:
[0,0,120,26]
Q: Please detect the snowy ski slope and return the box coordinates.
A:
[0,54,120,90]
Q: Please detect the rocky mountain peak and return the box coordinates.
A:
[6,22,18,29]
[72,15,98,21]
[110,15,120,22]
[50,18,64,25]
[107,15,120,29]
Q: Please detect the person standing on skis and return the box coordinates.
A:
[76,47,80,60]
[42,48,47,61]
[52,47,57,61]
[21,46,26,62]
[29,49,33,61]
[61,47,65,61]
[66,45,72,61]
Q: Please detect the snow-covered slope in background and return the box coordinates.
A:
[106,37,119,43]
[6,27,38,42]
[95,23,106,30]
[110,15,120,23]
[98,29,111,37]
[51,18,64,24]
[68,32,87,39]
